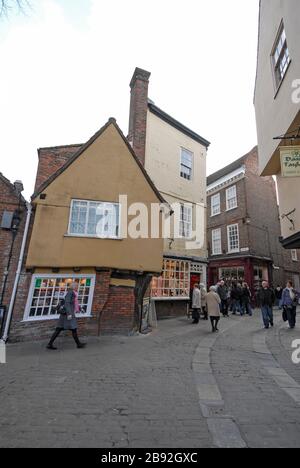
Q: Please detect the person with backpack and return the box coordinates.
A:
[47,282,86,350]
[280,280,299,329]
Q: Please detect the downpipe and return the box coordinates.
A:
[0,202,32,343]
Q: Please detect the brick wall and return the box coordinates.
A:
[0,176,27,323]
[207,147,300,288]
[9,270,136,342]
[34,145,82,193]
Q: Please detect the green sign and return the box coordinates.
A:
[280,146,300,177]
[86,279,91,287]
[35,279,42,288]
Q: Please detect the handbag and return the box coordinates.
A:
[55,299,67,315]
[282,307,288,322]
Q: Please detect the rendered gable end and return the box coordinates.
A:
[27,121,164,272]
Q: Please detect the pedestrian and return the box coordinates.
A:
[241,282,253,316]
[217,280,229,317]
[275,285,283,308]
[200,283,208,320]
[47,282,86,350]
[257,280,275,329]
[192,284,201,324]
[206,286,221,333]
[230,282,242,315]
[280,280,299,329]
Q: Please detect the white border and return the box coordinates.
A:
[23,274,96,322]
[68,199,122,239]
[227,224,240,254]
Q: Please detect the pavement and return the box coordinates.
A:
[0,308,300,448]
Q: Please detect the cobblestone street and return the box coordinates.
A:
[1,310,300,448]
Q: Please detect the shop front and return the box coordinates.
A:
[150,257,207,318]
[208,256,272,293]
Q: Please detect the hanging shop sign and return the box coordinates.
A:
[280,146,300,177]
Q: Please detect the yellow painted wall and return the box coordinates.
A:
[27,123,164,272]
[145,111,208,259]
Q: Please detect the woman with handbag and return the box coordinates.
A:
[280,280,299,330]
[47,282,86,350]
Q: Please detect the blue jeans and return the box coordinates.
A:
[242,302,253,316]
[232,299,241,315]
[261,306,273,328]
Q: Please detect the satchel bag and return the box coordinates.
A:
[55,299,67,315]
[282,307,288,322]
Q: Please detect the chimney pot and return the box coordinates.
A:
[14,180,24,194]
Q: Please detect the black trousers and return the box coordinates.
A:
[192,308,200,323]
[220,299,228,316]
[49,327,81,346]
[210,317,220,330]
[286,306,297,329]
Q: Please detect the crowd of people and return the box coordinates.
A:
[191,279,299,333]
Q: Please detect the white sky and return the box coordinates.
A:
[0,0,259,198]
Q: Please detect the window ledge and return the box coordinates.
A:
[22,314,93,323]
[226,206,238,212]
[211,213,221,218]
[64,234,123,241]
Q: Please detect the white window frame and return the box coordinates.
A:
[272,22,291,91]
[227,224,240,253]
[211,193,221,217]
[291,250,298,262]
[23,274,96,322]
[179,204,193,239]
[68,199,121,239]
[226,185,237,211]
[212,228,222,256]
[180,148,194,181]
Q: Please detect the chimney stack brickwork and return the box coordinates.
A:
[34,145,82,194]
[128,67,151,166]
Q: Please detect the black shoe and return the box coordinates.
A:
[47,344,57,350]
[77,343,86,349]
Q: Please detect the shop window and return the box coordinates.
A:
[24,275,95,321]
[151,259,190,299]
[219,267,244,285]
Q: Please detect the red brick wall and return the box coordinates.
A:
[128,68,151,166]
[34,145,82,193]
[0,177,27,317]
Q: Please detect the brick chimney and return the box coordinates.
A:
[34,144,82,193]
[128,67,151,166]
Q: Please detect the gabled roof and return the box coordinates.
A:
[207,146,258,186]
[32,118,166,204]
[207,156,246,187]
[148,101,211,148]
[0,172,26,203]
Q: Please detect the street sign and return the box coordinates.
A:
[280,146,300,177]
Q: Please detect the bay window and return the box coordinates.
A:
[151,259,190,299]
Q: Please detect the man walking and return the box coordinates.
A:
[217,280,229,317]
[257,281,275,329]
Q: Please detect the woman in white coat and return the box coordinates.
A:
[206,286,221,333]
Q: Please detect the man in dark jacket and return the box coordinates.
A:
[217,280,229,317]
[257,281,275,329]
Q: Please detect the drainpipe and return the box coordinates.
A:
[0,202,32,343]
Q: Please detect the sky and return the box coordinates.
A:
[0,0,260,198]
